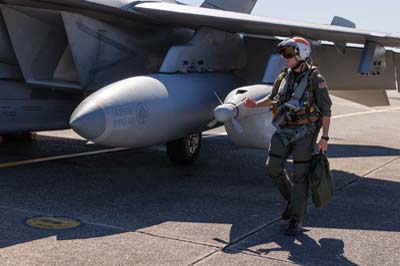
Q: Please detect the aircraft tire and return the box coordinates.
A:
[166,132,202,165]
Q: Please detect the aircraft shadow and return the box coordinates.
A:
[0,135,398,266]
[0,135,105,163]
[327,144,400,158]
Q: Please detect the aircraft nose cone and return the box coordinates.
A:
[214,103,237,122]
[70,101,106,141]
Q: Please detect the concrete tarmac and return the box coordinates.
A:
[0,91,399,266]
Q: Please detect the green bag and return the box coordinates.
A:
[310,152,334,208]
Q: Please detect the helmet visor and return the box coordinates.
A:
[278,46,296,59]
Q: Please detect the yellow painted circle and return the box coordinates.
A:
[26,216,81,230]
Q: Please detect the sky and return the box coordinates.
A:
[179,0,399,33]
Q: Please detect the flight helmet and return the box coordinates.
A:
[277,37,311,61]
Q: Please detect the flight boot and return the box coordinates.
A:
[285,217,303,236]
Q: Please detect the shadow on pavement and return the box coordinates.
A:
[0,134,398,266]
[221,167,398,265]
[327,144,400,158]
[0,135,104,163]
[255,235,358,266]
[2,133,399,163]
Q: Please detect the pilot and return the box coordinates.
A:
[244,37,332,235]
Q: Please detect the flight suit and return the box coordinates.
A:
[266,66,332,220]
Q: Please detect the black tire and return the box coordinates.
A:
[166,132,202,165]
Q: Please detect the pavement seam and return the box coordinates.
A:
[336,155,400,192]
[228,250,297,265]
[0,204,223,250]
[2,155,397,265]
[188,218,282,266]
[360,155,400,177]
[187,250,220,266]
[134,230,221,249]
[189,155,400,265]
[226,218,282,248]
[305,155,400,220]
[2,121,399,265]
[189,248,297,266]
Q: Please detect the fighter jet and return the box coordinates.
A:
[0,0,256,145]
[1,0,399,164]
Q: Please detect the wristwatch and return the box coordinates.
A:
[321,136,330,142]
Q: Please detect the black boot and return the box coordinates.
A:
[285,218,303,236]
[281,201,292,220]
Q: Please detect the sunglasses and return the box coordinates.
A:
[278,47,296,59]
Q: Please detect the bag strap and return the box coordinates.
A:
[306,67,320,109]
[270,69,287,99]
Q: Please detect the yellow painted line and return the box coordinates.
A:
[1,106,398,169]
[332,107,400,119]
[204,107,400,137]
[26,216,81,230]
[0,147,130,169]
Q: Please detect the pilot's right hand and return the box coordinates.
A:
[244,97,257,108]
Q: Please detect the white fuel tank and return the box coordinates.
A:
[70,73,242,147]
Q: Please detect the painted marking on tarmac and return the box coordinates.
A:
[0,147,130,169]
[205,107,400,137]
[26,216,81,230]
[1,107,399,169]
[331,107,400,119]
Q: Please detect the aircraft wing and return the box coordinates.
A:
[2,0,133,9]
[131,2,400,47]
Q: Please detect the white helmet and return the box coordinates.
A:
[277,37,311,61]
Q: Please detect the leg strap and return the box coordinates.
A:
[293,160,311,164]
[269,153,282,159]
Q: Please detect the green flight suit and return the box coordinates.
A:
[266,66,332,220]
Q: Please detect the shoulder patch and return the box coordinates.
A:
[317,74,328,89]
[319,80,328,89]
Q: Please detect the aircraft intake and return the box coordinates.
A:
[70,73,242,147]
[213,84,277,149]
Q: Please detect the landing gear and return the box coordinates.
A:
[166,132,202,165]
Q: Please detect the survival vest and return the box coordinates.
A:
[270,66,321,127]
